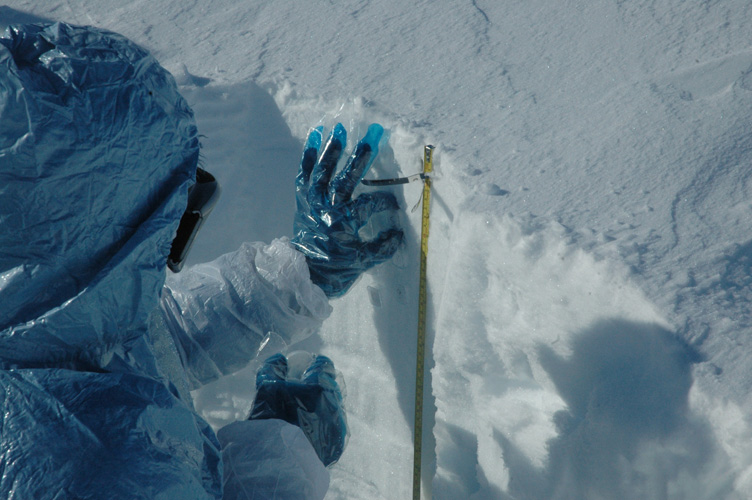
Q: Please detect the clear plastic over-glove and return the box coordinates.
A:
[292,124,404,297]
[249,352,347,467]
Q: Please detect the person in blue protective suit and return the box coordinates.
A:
[0,22,403,500]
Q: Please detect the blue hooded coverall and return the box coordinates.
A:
[0,22,335,499]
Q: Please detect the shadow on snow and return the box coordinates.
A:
[502,319,733,500]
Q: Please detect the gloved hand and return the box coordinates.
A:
[249,353,347,467]
[292,123,404,297]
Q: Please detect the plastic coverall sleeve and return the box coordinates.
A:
[217,419,330,500]
[159,238,333,390]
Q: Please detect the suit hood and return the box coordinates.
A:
[0,23,198,368]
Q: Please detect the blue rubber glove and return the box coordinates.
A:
[292,123,404,297]
[249,353,347,467]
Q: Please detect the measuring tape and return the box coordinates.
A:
[413,145,434,500]
[361,145,435,499]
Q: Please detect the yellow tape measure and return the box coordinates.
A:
[413,145,434,500]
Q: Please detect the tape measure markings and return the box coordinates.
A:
[413,144,434,500]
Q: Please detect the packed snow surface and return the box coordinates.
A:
[5,1,752,498]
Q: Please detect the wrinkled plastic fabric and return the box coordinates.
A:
[249,352,348,467]
[0,23,223,499]
[0,369,222,499]
[158,238,332,391]
[0,22,197,370]
[292,123,404,297]
[217,419,330,500]
[0,22,338,500]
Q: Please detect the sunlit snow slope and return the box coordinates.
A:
[5,1,752,498]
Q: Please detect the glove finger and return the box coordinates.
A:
[302,355,336,385]
[311,124,346,206]
[298,355,347,467]
[360,228,404,267]
[303,356,336,392]
[255,353,289,389]
[352,191,400,227]
[296,126,323,189]
[330,123,384,204]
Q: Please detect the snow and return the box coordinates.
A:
[5,1,752,498]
